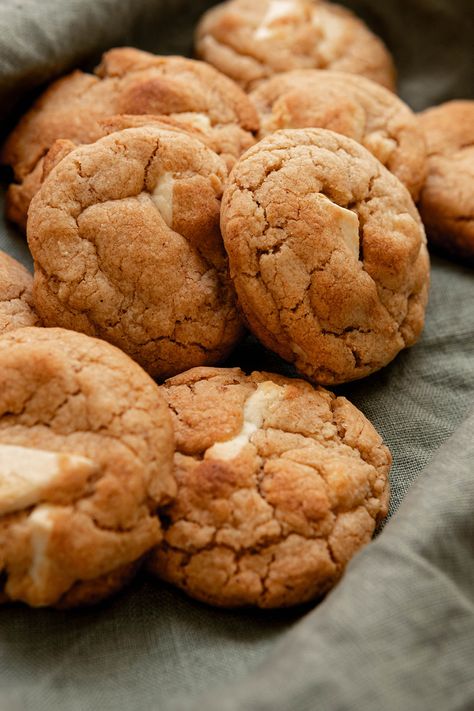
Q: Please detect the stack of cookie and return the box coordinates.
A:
[0,0,470,610]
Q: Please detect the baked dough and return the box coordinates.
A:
[149,366,391,608]
[28,125,244,379]
[1,47,259,231]
[418,100,474,263]
[0,251,39,334]
[0,327,175,607]
[250,70,426,200]
[196,0,396,91]
[221,128,429,384]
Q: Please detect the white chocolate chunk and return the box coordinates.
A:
[170,112,212,132]
[152,172,175,227]
[255,0,303,40]
[205,381,285,461]
[312,12,345,63]
[206,421,256,461]
[338,207,360,259]
[0,445,96,516]
[316,194,360,260]
[28,505,56,589]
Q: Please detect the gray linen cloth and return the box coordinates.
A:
[0,1,473,710]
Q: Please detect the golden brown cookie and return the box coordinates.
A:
[148,366,391,608]
[28,124,244,379]
[250,70,427,200]
[0,251,39,334]
[6,116,218,235]
[195,0,396,92]
[221,128,430,385]
[1,47,259,231]
[16,114,221,225]
[0,327,175,608]
[418,101,474,263]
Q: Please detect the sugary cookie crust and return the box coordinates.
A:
[0,251,39,334]
[28,125,244,379]
[0,327,175,607]
[1,47,259,231]
[221,128,429,385]
[195,0,396,91]
[418,100,474,262]
[149,366,391,608]
[250,70,427,200]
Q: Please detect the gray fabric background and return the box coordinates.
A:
[0,1,473,710]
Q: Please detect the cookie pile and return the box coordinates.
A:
[0,0,469,609]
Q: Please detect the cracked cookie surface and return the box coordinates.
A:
[221,128,430,385]
[0,252,39,334]
[0,327,175,607]
[195,0,396,92]
[28,124,244,379]
[1,46,259,231]
[418,101,474,263]
[250,70,427,200]
[148,366,391,608]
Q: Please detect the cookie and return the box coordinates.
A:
[418,101,474,263]
[0,251,39,334]
[1,47,259,231]
[0,327,175,607]
[148,366,391,608]
[221,128,430,385]
[195,0,396,92]
[6,115,221,236]
[250,70,427,200]
[28,124,244,379]
[16,114,222,228]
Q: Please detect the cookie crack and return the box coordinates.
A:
[143,142,160,186]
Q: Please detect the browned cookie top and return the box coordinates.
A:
[0,327,175,607]
[221,128,430,385]
[4,113,223,234]
[418,100,474,263]
[195,0,396,92]
[251,70,427,200]
[28,125,244,379]
[0,251,39,334]
[1,47,259,230]
[149,366,391,608]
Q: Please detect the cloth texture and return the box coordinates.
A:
[0,1,473,710]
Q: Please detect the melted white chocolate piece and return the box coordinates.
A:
[152,172,175,227]
[316,194,360,260]
[28,505,56,589]
[205,381,285,461]
[255,0,303,40]
[312,11,345,64]
[170,112,212,132]
[0,445,96,516]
